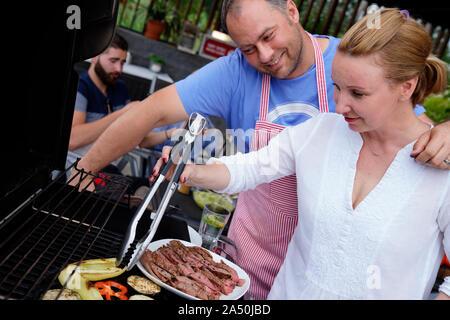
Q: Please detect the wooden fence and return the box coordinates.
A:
[117,0,449,59]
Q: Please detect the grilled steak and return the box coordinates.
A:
[170,276,220,300]
[140,240,246,300]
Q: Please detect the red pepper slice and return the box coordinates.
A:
[442,254,450,267]
[94,281,128,300]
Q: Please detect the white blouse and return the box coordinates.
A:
[210,113,450,299]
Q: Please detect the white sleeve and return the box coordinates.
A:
[207,116,322,194]
[437,176,450,296]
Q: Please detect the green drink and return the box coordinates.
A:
[198,204,230,250]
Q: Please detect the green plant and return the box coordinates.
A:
[149,54,165,65]
[147,0,167,21]
[423,88,450,123]
[146,0,181,42]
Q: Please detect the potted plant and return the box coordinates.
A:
[144,0,168,40]
[149,54,165,73]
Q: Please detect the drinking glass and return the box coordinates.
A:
[198,204,230,250]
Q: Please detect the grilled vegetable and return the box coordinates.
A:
[127,275,160,295]
[42,289,81,300]
[70,258,127,281]
[58,258,126,300]
[129,294,154,300]
[94,281,128,300]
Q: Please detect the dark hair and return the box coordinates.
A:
[110,33,128,52]
[220,0,287,33]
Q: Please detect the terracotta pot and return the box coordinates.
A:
[144,19,167,40]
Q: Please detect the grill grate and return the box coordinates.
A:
[0,164,131,300]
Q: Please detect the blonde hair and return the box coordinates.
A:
[338,8,447,105]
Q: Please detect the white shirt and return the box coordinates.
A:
[210,113,450,299]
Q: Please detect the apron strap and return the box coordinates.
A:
[307,32,329,113]
[259,73,271,122]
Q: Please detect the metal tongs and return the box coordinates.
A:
[117,112,207,270]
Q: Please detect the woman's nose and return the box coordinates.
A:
[335,100,350,115]
[334,91,351,115]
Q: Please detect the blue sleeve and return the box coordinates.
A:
[414,104,425,116]
[175,51,242,120]
[74,78,89,112]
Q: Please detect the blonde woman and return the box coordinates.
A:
[176,9,450,299]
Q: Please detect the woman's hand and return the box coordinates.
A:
[149,145,230,191]
[150,145,175,183]
[149,145,197,185]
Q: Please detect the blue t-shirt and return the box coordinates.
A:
[175,35,425,153]
[67,71,131,167]
[75,71,130,122]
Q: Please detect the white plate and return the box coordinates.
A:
[137,239,250,300]
[187,226,202,246]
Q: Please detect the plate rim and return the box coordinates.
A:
[136,238,250,300]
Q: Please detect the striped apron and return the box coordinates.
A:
[227,33,329,300]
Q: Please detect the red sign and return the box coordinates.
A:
[201,38,236,59]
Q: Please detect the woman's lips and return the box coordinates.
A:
[344,117,359,123]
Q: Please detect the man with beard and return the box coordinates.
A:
[67,34,173,179]
[67,33,134,169]
[73,0,450,299]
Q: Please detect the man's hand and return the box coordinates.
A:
[67,166,96,192]
[411,120,450,170]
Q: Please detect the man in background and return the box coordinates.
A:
[67,33,136,171]
[67,33,172,192]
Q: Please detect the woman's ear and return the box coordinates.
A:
[400,76,418,101]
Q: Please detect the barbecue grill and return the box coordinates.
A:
[0,0,189,300]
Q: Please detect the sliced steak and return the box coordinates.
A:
[191,245,213,261]
[171,276,220,300]
[149,262,173,283]
[197,266,234,295]
[149,250,179,276]
[218,260,244,285]
[143,241,244,299]
[177,263,195,277]
[188,270,222,293]
[160,246,185,264]
[139,252,159,279]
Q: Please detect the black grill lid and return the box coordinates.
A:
[1,0,119,200]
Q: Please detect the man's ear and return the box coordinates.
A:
[286,0,299,23]
[400,76,418,101]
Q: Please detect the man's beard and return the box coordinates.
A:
[263,27,303,79]
[94,58,118,87]
[281,27,303,78]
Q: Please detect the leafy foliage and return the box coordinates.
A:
[424,88,450,123]
[149,54,165,64]
[147,0,167,21]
